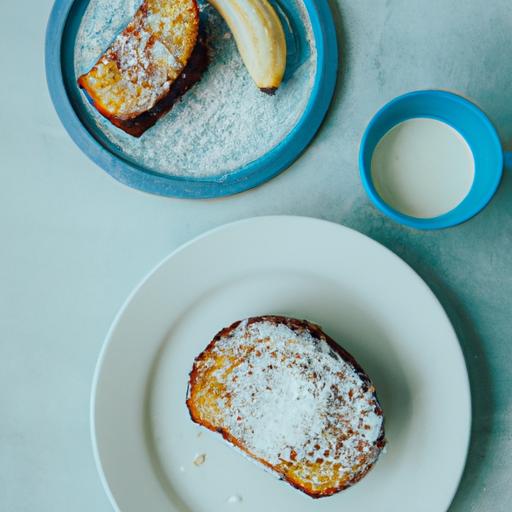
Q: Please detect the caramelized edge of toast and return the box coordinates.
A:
[77,1,206,137]
[186,315,386,498]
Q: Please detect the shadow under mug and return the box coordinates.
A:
[359,90,511,230]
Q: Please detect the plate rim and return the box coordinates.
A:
[45,0,338,198]
[91,215,472,511]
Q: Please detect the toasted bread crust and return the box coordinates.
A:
[77,0,204,136]
[187,316,385,498]
[99,36,208,137]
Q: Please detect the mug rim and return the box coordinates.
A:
[359,89,504,230]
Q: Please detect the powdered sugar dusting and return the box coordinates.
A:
[74,0,317,177]
[81,28,182,117]
[189,317,385,493]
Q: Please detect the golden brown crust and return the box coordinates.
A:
[187,316,385,499]
[77,0,203,136]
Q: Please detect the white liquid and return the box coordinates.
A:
[371,118,475,219]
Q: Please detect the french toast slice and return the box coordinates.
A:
[77,0,207,137]
[187,316,385,498]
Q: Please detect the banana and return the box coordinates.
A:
[208,0,287,94]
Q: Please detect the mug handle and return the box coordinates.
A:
[505,151,512,169]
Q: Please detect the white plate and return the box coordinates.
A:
[92,216,471,512]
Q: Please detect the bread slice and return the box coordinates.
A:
[77,0,207,137]
[186,316,385,498]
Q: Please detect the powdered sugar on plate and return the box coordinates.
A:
[74,0,317,178]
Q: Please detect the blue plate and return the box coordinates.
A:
[45,0,338,198]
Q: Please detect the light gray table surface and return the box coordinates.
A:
[1,0,511,510]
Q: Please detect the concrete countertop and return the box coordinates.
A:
[1,0,510,510]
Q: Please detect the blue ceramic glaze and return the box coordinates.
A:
[359,90,508,230]
[45,0,338,198]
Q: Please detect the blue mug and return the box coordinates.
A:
[359,90,510,230]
